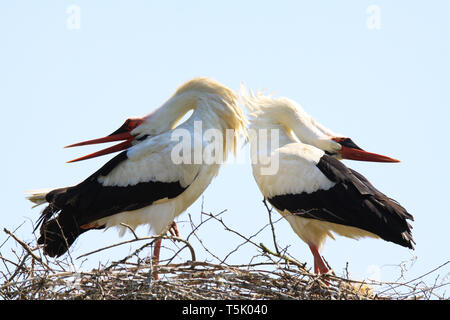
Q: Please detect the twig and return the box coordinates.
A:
[187,212,224,263]
[259,242,306,270]
[76,234,196,262]
[263,198,280,254]
[2,207,449,300]
[119,223,139,240]
[0,222,25,249]
[3,228,50,270]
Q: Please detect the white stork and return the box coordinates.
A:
[27,78,246,265]
[241,89,414,274]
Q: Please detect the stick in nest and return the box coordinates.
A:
[76,225,196,263]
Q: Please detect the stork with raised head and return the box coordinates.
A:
[241,89,414,274]
[27,78,246,269]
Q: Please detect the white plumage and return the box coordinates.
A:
[29,77,247,259]
[241,87,413,274]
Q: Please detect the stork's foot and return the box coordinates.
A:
[151,221,179,280]
[168,221,179,237]
[308,244,331,274]
[307,244,332,286]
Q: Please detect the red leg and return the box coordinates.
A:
[313,259,319,274]
[151,239,162,280]
[308,244,330,274]
[168,221,179,237]
[151,222,179,280]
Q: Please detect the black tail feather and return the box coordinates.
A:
[34,203,57,233]
[33,151,187,257]
[37,205,103,258]
[38,211,82,258]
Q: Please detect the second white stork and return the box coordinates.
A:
[27,77,246,263]
[241,90,414,274]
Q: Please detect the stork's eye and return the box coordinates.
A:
[136,134,150,141]
[325,150,338,156]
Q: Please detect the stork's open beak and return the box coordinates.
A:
[65,118,144,163]
[332,137,400,163]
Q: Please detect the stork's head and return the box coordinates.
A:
[133,77,247,157]
[320,136,399,162]
[65,78,247,162]
[134,77,246,137]
[241,87,399,163]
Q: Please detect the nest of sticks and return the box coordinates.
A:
[1,203,449,300]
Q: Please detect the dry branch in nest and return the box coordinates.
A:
[1,202,449,300]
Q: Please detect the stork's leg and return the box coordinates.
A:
[168,221,179,237]
[151,222,179,280]
[308,244,330,274]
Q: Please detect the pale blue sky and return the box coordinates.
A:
[1,1,449,295]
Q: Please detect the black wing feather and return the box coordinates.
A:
[37,151,188,257]
[268,155,415,249]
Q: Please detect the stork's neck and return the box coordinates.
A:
[249,110,337,155]
[249,120,297,156]
[146,91,237,132]
[151,93,197,131]
[161,90,244,163]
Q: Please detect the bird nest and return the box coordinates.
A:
[0,248,375,300]
[1,206,448,300]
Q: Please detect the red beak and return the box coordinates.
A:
[332,137,400,163]
[65,117,144,163]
